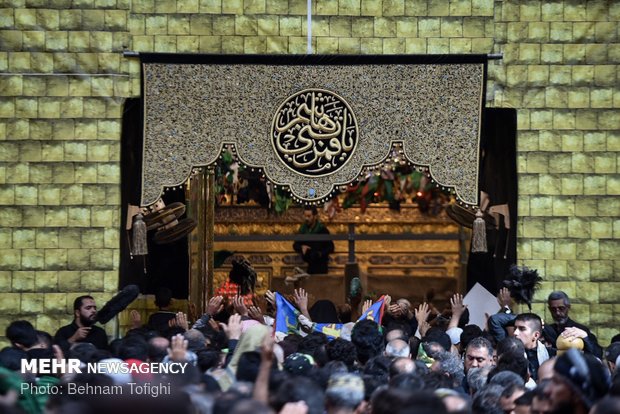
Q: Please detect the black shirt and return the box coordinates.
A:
[54,321,109,353]
[525,348,541,382]
[293,221,334,274]
[542,318,602,359]
[147,311,176,333]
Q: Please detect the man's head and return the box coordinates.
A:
[147,336,170,362]
[513,313,542,350]
[547,291,571,325]
[499,383,526,414]
[5,320,38,350]
[538,357,556,381]
[74,295,97,326]
[325,373,365,413]
[389,357,416,377]
[385,327,407,343]
[385,339,410,358]
[395,298,411,315]
[464,337,494,373]
[351,320,383,365]
[545,348,611,412]
[303,206,319,227]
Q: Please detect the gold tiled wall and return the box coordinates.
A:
[489,1,619,344]
[0,0,130,344]
[0,0,618,346]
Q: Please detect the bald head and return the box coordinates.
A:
[389,357,416,377]
[385,339,410,358]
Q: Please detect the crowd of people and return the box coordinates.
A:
[1,287,620,414]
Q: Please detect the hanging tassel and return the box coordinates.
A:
[132,213,148,256]
[471,209,487,253]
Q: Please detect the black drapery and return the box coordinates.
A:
[467,108,518,293]
[119,98,189,298]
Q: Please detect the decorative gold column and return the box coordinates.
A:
[187,170,205,316]
[206,170,215,300]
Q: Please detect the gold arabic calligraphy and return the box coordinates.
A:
[272,89,358,176]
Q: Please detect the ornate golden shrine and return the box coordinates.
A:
[188,202,465,308]
[138,54,488,313]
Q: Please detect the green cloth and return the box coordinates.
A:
[298,221,328,234]
[0,367,59,414]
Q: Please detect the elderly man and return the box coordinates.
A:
[542,291,602,358]
[54,295,108,352]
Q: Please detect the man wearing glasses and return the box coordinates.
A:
[542,291,602,358]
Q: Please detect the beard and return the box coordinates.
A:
[79,314,96,326]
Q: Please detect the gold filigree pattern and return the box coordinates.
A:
[142,62,484,206]
[272,89,358,178]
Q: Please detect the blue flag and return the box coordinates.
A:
[275,293,385,339]
[313,323,345,340]
[312,296,386,340]
[357,295,386,324]
[275,292,300,335]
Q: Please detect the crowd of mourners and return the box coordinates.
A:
[1,286,620,414]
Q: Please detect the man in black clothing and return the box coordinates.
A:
[542,291,602,359]
[293,206,334,274]
[513,313,554,382]
[54,295,109,352]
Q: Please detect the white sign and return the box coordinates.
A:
[463,282,500,329]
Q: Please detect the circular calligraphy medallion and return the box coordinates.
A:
[271,89,359,177]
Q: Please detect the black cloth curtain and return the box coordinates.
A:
[119,98,189,298]
[467,108,518,294]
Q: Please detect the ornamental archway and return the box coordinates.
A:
[139,54,487,207]
[124,54,501,316]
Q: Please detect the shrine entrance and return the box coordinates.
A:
[119,53,516,324]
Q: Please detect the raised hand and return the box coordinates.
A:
[389,303,403,317]
[414,302,431,327]
[207,295,224,316]
[129,310,142,329]
[220,313,242,340]
[260,330,275,363]
[265,290,276,307]
[248,305,264,322]
[167,333,188,362]
[419,320,431,337]
[208,318,220,331]
[362,299,373,314]
[497,287,512,308]
[294,288,309,312]
[233,295,249,316]
[384,295,392,308]
[450,293,467,318]
[175,311,189,331]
